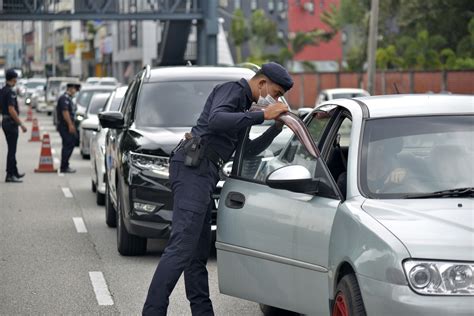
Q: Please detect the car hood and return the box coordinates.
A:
[362,199,474,261]
[128,126,189,156]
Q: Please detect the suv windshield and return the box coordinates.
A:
[135,80,224,127]
[360,115,474,199]
[26,81,45,89]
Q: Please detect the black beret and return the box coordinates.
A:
[261,62,294,91]
[66,82,81,90]
[6,69,18,81]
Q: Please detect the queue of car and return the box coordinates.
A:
[73,66,473,315]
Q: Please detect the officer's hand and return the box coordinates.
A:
[68,125,76,134]
[20,125,27,133]
[263,102,288,120]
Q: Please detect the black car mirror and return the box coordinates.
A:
[266,165,317,194]
[99,111,125,129]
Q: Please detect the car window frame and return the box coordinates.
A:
[232,112,344,200]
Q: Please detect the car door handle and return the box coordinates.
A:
[225,192,246,209]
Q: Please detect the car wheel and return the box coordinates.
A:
[96,191,105,206]
[105,183,117,228]
[332,274,366,316]
[47,111,52,116]
[91,180,96,193]
[82,152,90,160]
[116,181,147,256]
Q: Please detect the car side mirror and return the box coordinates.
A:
[99,111,125,129]
[266,165,317,194]
[81,118,100,132]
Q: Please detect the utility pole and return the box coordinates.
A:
[366,0,379,95]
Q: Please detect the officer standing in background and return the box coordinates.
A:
[143,62,294,315]
[57,82,80,173]
[1,69,27,183]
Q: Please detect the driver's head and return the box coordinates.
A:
[249,62,293,102]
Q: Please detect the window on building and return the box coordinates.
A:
[251,0,258,11]
[219,0,229,7]
[234,0,241,10]
[268,0,275,13]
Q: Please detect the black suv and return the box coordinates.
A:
[99,65,256,255]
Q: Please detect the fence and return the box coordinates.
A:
[286,70,474,108]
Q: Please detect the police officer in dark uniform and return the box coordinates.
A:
[143,62,294,315]
[1,69,27,183]
[56,82,80,173]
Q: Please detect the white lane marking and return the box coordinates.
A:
[61,187,73,198]
[73,217,88,233]
[89,272,114,306]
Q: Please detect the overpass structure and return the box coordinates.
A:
[0,0,218,66]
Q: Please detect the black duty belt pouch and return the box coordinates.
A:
[183,136,206,168]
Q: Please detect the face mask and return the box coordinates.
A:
[256,83,277,107]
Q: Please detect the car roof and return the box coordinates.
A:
[146,66,255,82]
[79,85,116,91]
[322,88,369,94]
[324,94,474,118]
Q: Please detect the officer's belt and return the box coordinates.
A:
[205,145,225,170]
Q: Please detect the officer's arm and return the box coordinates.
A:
[62,110,75,130]
[244,124,283,157]
[208,85,264,132]
[7,105,23,126]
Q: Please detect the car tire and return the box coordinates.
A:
[105,183,117,228]
[82,152,90,160]
[116,181,147,256]
[96,191,105,206]
[332,274,366,316]
[91,180,96,193]
[47,111,52,116]
[259,304,299,316]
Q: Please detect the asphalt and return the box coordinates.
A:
[0,105,262,315]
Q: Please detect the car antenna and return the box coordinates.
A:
[393,82,400,94]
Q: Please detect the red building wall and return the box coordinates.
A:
[287,0,342,61]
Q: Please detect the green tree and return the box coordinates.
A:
[230,9,249,64]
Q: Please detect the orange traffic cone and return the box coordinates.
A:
[29,118,41,142]
[34,133,57,173]
[26,106,33,122]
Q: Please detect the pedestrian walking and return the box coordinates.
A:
[143,62,294,315]
[1,69,27,183]
[57,82,80,173]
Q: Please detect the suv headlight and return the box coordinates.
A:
[130,152,169,178]
[404,260,474,295]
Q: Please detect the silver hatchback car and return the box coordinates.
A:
[216,94,474,315]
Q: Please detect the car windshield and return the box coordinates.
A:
[77,89,111,107]
[360,115,474,199]
[88,94,111,114]
[99,81,116,86]
[25,81,45,89]
[134,80,224,127]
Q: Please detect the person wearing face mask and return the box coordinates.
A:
[56,82,81,173]
[143,62,293,316]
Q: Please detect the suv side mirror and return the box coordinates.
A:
[81,117,100,132]
[266,165,317,194]
[99,111,125,129]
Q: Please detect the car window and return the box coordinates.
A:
[77,90,112,107]
[87,93,111,115]
[360,115,474,198]
[238,115,340,199]
[134,80,225,127]
[123,79,140,124]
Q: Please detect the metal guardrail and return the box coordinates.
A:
[0,0,203,20]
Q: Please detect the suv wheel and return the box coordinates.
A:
[116,181,147,256]
[105,182,117,228]
[332,274,366,316]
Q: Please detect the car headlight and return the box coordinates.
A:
[130,152,169,178]
[76,114,84,122]
[404,260,474,295]
[25,97,31,104]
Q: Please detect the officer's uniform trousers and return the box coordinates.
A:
[2,116,19,176]
[143,149,219,316]
[58,124,76,170]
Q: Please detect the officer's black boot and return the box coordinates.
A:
[5,174,22,183]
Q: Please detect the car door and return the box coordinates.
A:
[216,111,343,315]
[106,76,141,208]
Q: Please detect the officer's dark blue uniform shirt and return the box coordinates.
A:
[191,78,281,162]
[1,84,19,115]
[57,93,74,127]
